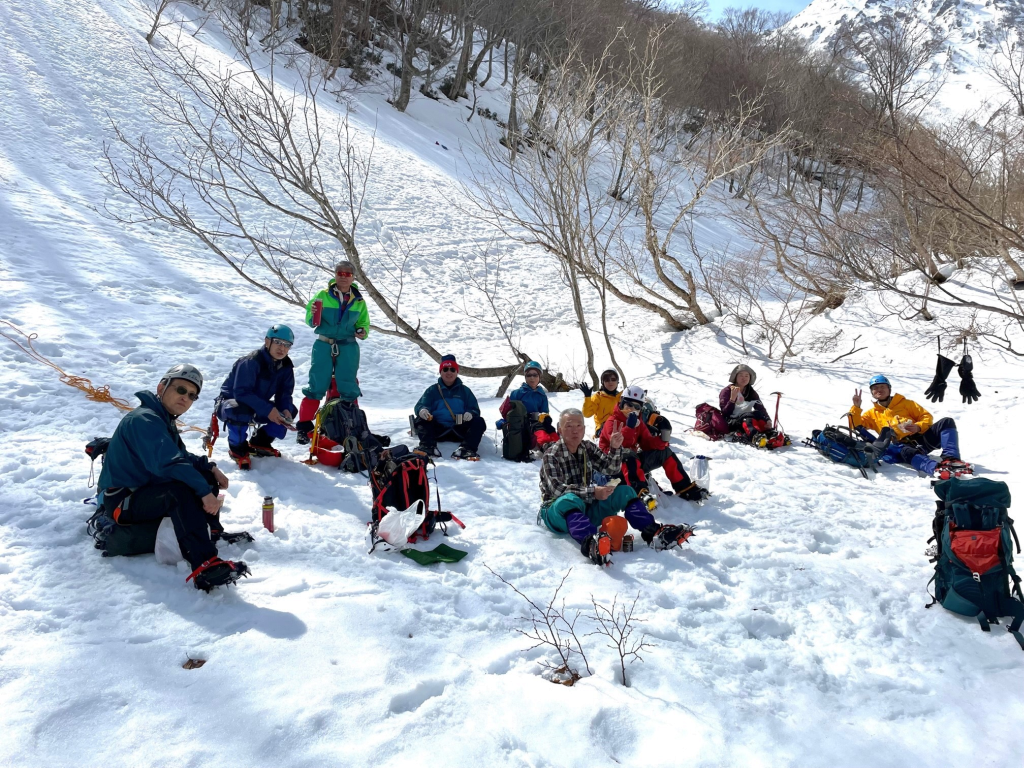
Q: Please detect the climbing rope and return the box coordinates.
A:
[1,320,208,435]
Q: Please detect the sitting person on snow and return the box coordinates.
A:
[850,374,972,477]
[539,409,694,566]
[719,364,784,447]
[578,368,621,437]
[499,360,558,452]
[97,365,250,591]
[216,325,297,470]
[413,354,486,460]
[599,385,706,505]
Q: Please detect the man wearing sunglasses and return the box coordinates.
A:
[578,368,622,438]
[215,325,297,469]
[295,260,370,444]
[412,354,485,460]
[97,364,250,591]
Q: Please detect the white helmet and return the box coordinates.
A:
[160,363,203,394]
[622,385,645,407]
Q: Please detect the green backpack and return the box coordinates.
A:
[928,477,1024,650]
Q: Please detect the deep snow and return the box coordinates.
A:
[1,2,1023,767]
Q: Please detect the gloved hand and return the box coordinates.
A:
[626,412,639,429]
[924,354,956,402]
[577,381,593,398]
[462,412,473,422]
[418,408,432,421]
[958,354,980,404]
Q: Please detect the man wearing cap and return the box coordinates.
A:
[498,361,559,452]
[412,354,485,460]
[295,261,370,444]
[98,365,250,591]
[850,374,972,478]
[215,325,297,469]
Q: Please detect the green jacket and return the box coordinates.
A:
[305,280,370,342]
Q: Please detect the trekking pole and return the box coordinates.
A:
[770,392,783,431]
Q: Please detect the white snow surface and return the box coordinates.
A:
[2,1,1024,767]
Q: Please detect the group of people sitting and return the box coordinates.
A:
[93,263,974,584]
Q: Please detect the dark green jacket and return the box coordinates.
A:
[98,391,215,498]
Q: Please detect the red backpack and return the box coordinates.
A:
[694,403,729,440]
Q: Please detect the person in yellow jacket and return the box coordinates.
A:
[849,374,971,477]
[577,369,622,438]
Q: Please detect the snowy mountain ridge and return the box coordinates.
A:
[788,0,1024,111]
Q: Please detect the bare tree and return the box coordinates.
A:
[104,10,527,389]
[588,592,654,688]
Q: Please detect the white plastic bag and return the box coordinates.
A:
[154,517,184,565]
[686,455,711,492]
[375,500,427,550]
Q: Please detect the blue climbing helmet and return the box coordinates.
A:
[868,374,891,388]
[266,324,295,344]
[525,360,543,374]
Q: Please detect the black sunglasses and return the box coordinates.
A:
[173,385,200,401]
[441,366,457,372]
[525,371,541,377]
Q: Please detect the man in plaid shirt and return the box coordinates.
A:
[540,409,695,565]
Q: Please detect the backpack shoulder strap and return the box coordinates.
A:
[436,384,457,422]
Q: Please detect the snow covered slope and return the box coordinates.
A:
[788,0,1024,112]
[1,1,1023,767]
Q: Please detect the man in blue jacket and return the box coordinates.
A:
[412,354,485,460]
[216,325,297,469]
[98,364,250,591]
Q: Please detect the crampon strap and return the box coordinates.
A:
[186,556,235,583]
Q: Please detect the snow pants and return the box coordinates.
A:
[539,485,653,544]
[620,448,699,499]
[302,337,361,404]
[874,417,960,475]
[110,475,220,570]
[531,418,559,450]
[414,415,486,451]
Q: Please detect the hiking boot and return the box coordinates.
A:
[414,443,441,458]
[212,530,255,545]
[581,532,612,566]
[641,523,695,550]
[935,457,974,480]
[228,443,252,470]
[638,487,658,512]
[452,446,480,461]
[186,557,251,591]
[249,428,281,457]
[295,420,314,445]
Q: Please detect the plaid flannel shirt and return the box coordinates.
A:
[540,439,624,504]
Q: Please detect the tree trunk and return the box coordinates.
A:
[393,28,419,112]
[446,19,474,100]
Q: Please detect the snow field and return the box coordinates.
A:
[2,0,1024,766]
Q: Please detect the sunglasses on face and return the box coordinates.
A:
[620,401,640,411]
[603,377,618,384]
[173,385,200,401]
[270,339,293,348]
[525,372,540,378]
[441,366,457,372]
[336,271,354,278]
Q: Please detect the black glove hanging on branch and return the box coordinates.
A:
[958,340,981,404]
[577,381,593,398]
[924,354,956,403]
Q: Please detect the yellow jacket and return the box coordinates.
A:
[848,393,933,441]
[582,389,621,436]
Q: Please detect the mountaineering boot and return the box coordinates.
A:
[935,457,974,480]
[641,523,696,550]
[295,421,314,446]
[228,443,252,470]
[212,530,255,545]
[638,487,658,512]
[452,446,480,461]
[249,428,282,458]
[186,557,251,591]
[581,532,612,566]
[414,443,441,458]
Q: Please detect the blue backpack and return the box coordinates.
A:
[928,477,1024,650]
[803,425,881,479]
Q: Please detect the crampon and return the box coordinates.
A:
[582,532,612,566]
[644,523,696,551]
[186,557,251,592]
[935,458,974,480]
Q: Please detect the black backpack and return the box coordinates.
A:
[84,437,161,557]
[501,400,531,462]
[370,445,431,524]
[319,398,386,473]
[928,477,1024,649]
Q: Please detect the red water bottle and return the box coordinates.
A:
[262,496,275,533]
[311,299,323,327]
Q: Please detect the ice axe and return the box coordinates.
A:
[203,412,219,457]
[770,392,783,432]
